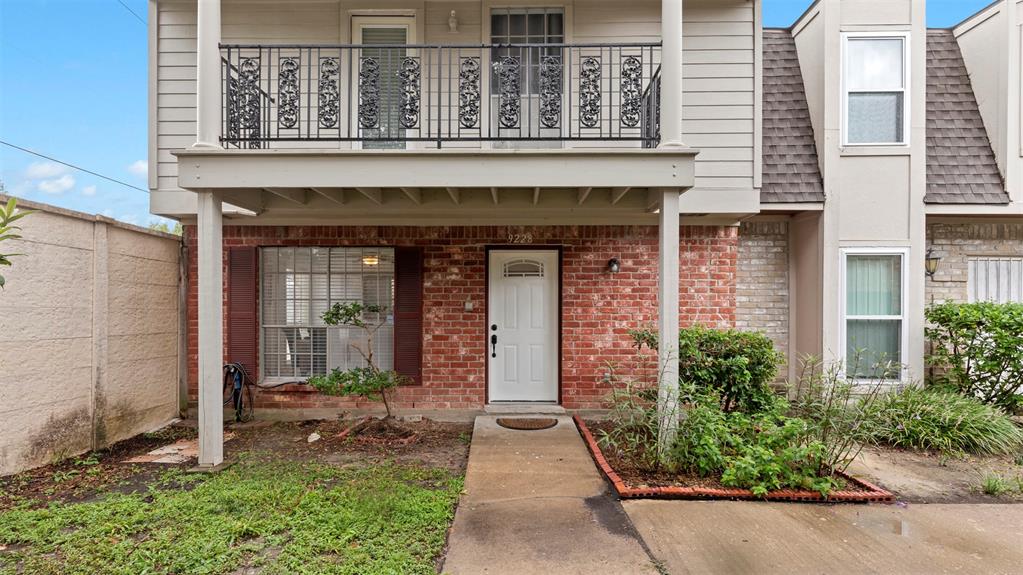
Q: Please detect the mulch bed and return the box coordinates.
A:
[576,416,894,503]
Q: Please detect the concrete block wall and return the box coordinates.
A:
[0,197,182,476]
[926,222,1023,303]
[736,221,790,372]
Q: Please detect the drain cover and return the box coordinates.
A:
[496,417,558,431]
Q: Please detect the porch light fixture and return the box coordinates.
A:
[924,249,940,278]
[607,258,621,274]
[362,255,380,266]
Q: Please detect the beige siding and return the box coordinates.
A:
[0,198,181,476]
[956,6,1007,178]
[155,0,757,204]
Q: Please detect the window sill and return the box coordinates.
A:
[839,146,911,157]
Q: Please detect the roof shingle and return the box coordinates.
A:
[761,29,825,203]
[925,30,1007,205]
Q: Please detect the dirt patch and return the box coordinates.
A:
[847,446,1023,503]
[1,418,471,510]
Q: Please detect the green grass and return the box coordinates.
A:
[0,455,463,575]
[981,473,1012,497]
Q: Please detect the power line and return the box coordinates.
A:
[115,0,146,26]
[0,140,149,194]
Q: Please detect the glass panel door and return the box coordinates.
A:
[353,17,415,149]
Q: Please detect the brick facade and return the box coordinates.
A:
[184,225,738,411]
[926,222,1023,302]
[736,221,789,364]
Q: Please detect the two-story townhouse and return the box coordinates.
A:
[150,0,1023,467]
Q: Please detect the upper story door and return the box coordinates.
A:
[352,16,417,149]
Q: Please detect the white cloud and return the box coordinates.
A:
[82,185,97,196]
[37,174,76,195]
[25,161,69,179]
[127,160,148,177]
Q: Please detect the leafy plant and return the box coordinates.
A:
[0,197,34,288]
[597,366,662,471]
[790,354,889,475]
[630,326,784,413]
[668,393,731,476]
[867,387,1023,456]
[980,473,1011,497]
[307,302,409,418]
[926,302,1023,410]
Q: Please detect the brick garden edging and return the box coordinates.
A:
[574,416,894,503]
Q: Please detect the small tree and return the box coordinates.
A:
[0,197,34,289]
[307,302,409,418]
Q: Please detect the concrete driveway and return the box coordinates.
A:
[624,500,1023,575]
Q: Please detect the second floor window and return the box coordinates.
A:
[843,35,908,146]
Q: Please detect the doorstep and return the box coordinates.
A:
[484,402,566,415]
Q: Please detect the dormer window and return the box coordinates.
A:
[842,34,909,146]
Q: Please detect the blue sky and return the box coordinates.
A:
[0,0,999,225]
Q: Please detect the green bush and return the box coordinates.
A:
[926,302,1023,410]
[867,388,1023,455]
[630,326,784,413]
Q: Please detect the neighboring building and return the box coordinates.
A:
[149,0,1023,466]
[0,197,182,475]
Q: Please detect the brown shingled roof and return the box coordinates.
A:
[762,29,825,203]
[925,30,1007,204]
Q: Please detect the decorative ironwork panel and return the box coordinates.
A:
[358,57,381,129]
[317,57,340,128]
[227,57,262,148]
[579,56,601,128]
[278,57,300,129]
[458,57,481,129]
[397,57,421,129]
[539,55,562,128]
[495,56,521,128]
[620,56,642,128]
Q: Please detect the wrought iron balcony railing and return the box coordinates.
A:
[221,43,662,148]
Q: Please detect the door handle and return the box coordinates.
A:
[490,334,497,358]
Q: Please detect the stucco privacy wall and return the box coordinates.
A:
[183,224,738,413]
[926,222,1023,302]
[0,197,181,476]
[736,221,789,365]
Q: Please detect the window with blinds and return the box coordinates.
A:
[843,251,905,379]
[842,35,908,145]
[359,26,409,149]
[261,247,395,380]
[968,257,1023,303]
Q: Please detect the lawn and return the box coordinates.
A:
[0,450,464,574]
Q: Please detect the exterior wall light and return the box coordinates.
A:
[362,255,380,266]
[607,258,621,274]
[924,249,940,278]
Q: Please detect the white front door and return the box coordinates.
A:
[488,250,559,402]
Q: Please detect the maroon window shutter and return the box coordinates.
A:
[227,246,259,377]
[393,247,424,385]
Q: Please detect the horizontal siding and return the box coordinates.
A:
[156,0,755,193]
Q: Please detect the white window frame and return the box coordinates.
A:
[840,32,910,148]
[839,247,909,382]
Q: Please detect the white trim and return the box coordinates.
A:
[839,247,909,382]
[840,32,911,148]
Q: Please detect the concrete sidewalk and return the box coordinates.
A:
[441,416,659,575]
[625,500,1023,575]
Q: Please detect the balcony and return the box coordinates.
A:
[221,43,661,148]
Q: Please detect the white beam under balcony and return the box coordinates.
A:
[193,0,221,149]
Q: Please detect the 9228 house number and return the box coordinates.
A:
[508,233,534,244]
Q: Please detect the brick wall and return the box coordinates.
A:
[926,222,1023,303]
[736,221,789,364]
[184,225,738,411]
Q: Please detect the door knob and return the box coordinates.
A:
[490,334,497,357]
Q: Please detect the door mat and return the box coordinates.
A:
[497,418,558,431]
[574,416,894,503]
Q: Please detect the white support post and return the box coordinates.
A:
[197,190,224,467]
[194,0,222,149]
[659,0,684,148]
[657,188,681,452]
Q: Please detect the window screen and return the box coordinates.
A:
[261,247,395,380]
[845,253,903,378]
[844,37,906,145]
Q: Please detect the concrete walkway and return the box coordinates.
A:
[442,416,659,575]
[625,500,1023,575]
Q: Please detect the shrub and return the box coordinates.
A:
[630,326,784,413]
[668,393,731,476]
[597,371,661,471]
[926,302,1023,410]
[867,388,1023,456]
